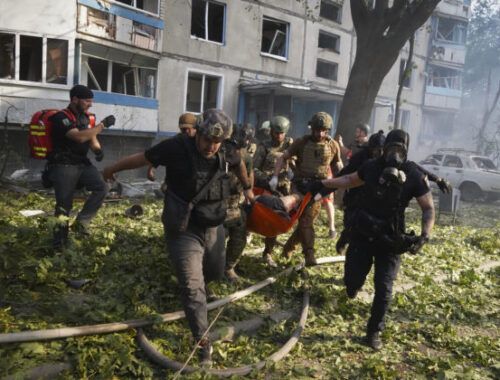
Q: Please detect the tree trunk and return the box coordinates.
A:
[335,0,441,143]
[394,35,415,129]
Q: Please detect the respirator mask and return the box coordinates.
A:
[382,150,406,185]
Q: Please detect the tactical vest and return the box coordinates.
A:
[295,135,335,180]
[261,137,293,177]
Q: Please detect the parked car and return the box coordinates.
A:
[420,149,500,202]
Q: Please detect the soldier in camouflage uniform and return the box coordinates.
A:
[272,112,343,266]
[224,124,255,282]
[253,116,294,267]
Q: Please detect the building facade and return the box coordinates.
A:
[0,0,470,174]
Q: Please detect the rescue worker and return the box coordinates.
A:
[273,112,343,266]
[103,109,253,366]
[338,123,370,160]
[336,130,451,255]
[224,124,255,282]
[47,84,114,250]
[147,112,196,182]
[253,115,294,267]
[319,129,435,350]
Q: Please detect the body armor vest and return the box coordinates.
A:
[296,135,334,180]
[261,137,292,177]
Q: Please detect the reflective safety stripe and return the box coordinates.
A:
[30,125,46,130]
[30,131,46,136]
[34,152,46,157]
[33,147,47,151]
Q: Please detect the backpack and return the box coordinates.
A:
[29,109,96,159]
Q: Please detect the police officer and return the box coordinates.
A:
[47,84,115,250]
[336,130,451,255]
[253,115,294,267]
[273,112,343,266]
[103,109,253,366]
[224,123,255,282]
[320,129,435,350]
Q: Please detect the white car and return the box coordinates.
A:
[420,149,500,201]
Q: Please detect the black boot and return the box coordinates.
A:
[197,339,213,367]
[365,331,383,350]
[336,230,348,255]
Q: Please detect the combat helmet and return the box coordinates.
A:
[270,116,290,133]
[195,109,233,140]
[232,123,255,149]
[309,112,333,130]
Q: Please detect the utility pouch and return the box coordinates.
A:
[163,188,193,233]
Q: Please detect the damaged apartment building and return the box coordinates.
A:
[0,0,470,174]
[0,0,164,174]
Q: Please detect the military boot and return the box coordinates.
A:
[336,230,349,255]
[304,249,317,266]
[262,253,277,268]
[225,267,241,283]
[197,339,213,367]
[365,331,383,350]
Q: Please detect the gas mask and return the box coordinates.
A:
[382,151,406,184]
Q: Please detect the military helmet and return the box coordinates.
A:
[356,123,370,136]
[232,123,255,149]
[195,109,233,140]
[368,130,385,148]
[384,129,410,154]
[309,112,333,130]
[260,120,271,131]
[270,116,290,133]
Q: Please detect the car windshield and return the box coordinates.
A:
[472,157,497,170]
[421,154,442,165]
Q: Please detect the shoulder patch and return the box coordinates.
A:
[62,118,71,127]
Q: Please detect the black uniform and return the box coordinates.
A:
[345,158,430,333]
[47,107,107,248]
[145,134,241,340]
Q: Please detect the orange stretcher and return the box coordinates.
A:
[246,188,313,237]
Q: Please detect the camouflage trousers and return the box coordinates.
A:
[224,206,248,269]
[283,199,322,256]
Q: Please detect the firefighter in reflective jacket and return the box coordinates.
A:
[253,115,294,267]
[272,112,343,266]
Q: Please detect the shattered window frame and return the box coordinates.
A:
[113,0,160,16]
[0,32,15,79]
[316,59,338,81]
[436,17,467,44]
[191,0,226,44]
[261,16,289,60]
[82,54,157,98]
[0,31,69,86]
[185,70,222,114]
[427,65,462,90]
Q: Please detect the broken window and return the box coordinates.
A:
[261,17,288,58]
[112,62,136,96]
[436,17,467,44]
[115,0,159,14]
[46,39,68,84]
[399,59,412,88]
[427,66,462,90]
[83,54,157,98]
[191,0,225,43]
[0,33,15,79]
[186,72,221,113]
[320,0,342,23]
[132,21,158,50]
[316,59,338,81]
[318,30,340,53]
[86,57,109,91]
[20,36,42,82]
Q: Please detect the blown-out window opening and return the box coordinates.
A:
[261,17,289,59]
[191,0,225,44]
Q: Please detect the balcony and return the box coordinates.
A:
[77,0,164,52]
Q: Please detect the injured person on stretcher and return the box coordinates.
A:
[246,192,316,237]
